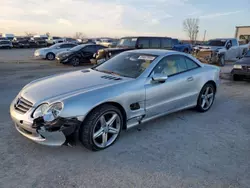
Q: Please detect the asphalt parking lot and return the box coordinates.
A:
[1,52,250,188]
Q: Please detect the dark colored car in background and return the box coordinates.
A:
[56,44,107,66]
[33,37,47,47]
[0,40,13,49]
[171,38,192,53]
[12,37,37,48]
[95,36,172,63]
[231,50,250,81]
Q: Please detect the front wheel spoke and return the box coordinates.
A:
[108,127,119,134]
[201,99,206,108]
[99,115,107,127]
[102,132,108,146]
[93,128,104,139]
[207,93,213,99]
[205,99,210,106]
[107,114,117,126]
[205,87,210,95]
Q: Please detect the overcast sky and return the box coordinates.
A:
[0,0,249,39]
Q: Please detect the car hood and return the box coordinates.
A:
[235,57,250,65]
[20,69,131,105]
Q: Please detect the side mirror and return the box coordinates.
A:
[56,46,60,49]
[226,43,231,50]
[152,73,168,83]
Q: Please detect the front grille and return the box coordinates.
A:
[14,97,33,114]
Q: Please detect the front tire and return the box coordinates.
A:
[46,52,55,60]
[183,48,189,53]
[233,74,243,81]
[196,83,215,112]
[79,104,123,151]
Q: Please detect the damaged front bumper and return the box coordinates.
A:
[10,104,82,146]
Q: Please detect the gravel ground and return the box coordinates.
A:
[1,60,250,188]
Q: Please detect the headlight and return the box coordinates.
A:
[32,103,49,118]
[234,64,242,69]
[62,53,69,58]
[43,102,63,122]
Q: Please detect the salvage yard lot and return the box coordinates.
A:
[0,58,250,187]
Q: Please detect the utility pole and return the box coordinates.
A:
[203,30,207,42]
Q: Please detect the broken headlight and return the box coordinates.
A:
[33,103,49,118]
[43,102,63,122]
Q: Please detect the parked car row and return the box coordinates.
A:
[33,36,195,66]
[94,36,193,64]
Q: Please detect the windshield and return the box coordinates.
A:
[93,52,157,78]
[207,40,226,46]
[245,50,250,57]
[117,38,137,48]
[70,44,85,51]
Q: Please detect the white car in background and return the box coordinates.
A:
[46,36,65,46]
[34,43,77,60]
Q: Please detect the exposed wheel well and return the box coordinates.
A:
[205,80,217,93]
[83,102,127,129]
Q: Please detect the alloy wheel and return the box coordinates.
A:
[72,58,80,66]
[92,111,121,148]
[200,86,214,110]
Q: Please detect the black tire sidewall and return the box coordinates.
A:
[196,83,215,112]
[233,74,243,81]
[79,104,123,151]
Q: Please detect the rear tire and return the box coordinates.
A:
[196,83,215,112]
[79,104,123,151]
[233,74,243,81]
[46,52,55,60]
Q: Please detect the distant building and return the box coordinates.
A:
[235,26,250,41]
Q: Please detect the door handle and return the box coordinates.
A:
[187,77,194,82]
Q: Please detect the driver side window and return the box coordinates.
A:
[152,55,188,77]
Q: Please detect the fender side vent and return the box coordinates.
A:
[130,103,140,110]
[81,70,90,73]
[101,75,122,80]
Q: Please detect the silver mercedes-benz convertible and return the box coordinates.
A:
[10,49,220,150]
